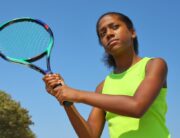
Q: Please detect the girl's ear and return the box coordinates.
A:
[130,29,136,38]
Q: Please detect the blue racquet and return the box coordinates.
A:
[0,17,72,106]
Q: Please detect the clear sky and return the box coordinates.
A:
[0,0,179,138]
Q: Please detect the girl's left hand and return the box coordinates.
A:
[53,85,80,105]
[43,74,80,105]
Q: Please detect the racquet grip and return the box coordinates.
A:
[63,101,73,107]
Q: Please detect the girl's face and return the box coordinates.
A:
[98,14,136,56]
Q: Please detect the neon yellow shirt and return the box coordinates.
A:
[102,57,170,138]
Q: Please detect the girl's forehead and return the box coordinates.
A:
[98,15,122,29]
[99,15,119,24]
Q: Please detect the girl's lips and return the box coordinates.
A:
[107,39,119,47]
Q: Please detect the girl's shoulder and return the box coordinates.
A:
[95,80,105,94]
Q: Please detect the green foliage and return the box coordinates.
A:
[0,90,36,138]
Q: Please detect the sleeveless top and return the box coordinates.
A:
[102,57,170,138]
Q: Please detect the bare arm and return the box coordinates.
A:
[77,58,168,117]
[43,75,105,138]
[52,58,167,118]
[63,82,105,138]
[63,105,92,138]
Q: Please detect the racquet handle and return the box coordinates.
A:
[63,101,73,107]
[52,83,73,107]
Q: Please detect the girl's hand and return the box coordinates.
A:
[43,73,64,96]
[53,85,80,105]
[43,73,80,105]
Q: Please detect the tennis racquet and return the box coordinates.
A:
[0,17,72,106]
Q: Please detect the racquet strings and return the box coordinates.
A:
[0,21,51,60]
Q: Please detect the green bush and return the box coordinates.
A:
[0,90,36,138]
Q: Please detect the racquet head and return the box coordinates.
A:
[0,17,73,106]
[0,17,54,75]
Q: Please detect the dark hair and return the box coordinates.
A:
[96,12,139,68]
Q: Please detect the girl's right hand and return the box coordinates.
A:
[42,73,64,96]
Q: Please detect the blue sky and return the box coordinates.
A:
[0,0,179,138]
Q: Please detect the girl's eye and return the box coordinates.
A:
[99,31,106,38]
[112,24,119,30]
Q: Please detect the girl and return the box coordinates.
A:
[43,12,170,138]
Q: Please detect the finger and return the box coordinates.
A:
[53,80,64,91]
[55,89,64,105]
[45,80,63,95]
[47,75,63,84]
[49,89,54,95]
[48,80,63,91]
[45,85,54,95]
[54,73,64,81]
[43,74,53,81]
[47,79,60,87]
[43,74,64,87]
[44,76,61,86]
[43,73,59,82]
[46,86,52,92]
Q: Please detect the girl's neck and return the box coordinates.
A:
[113,49,141,74]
